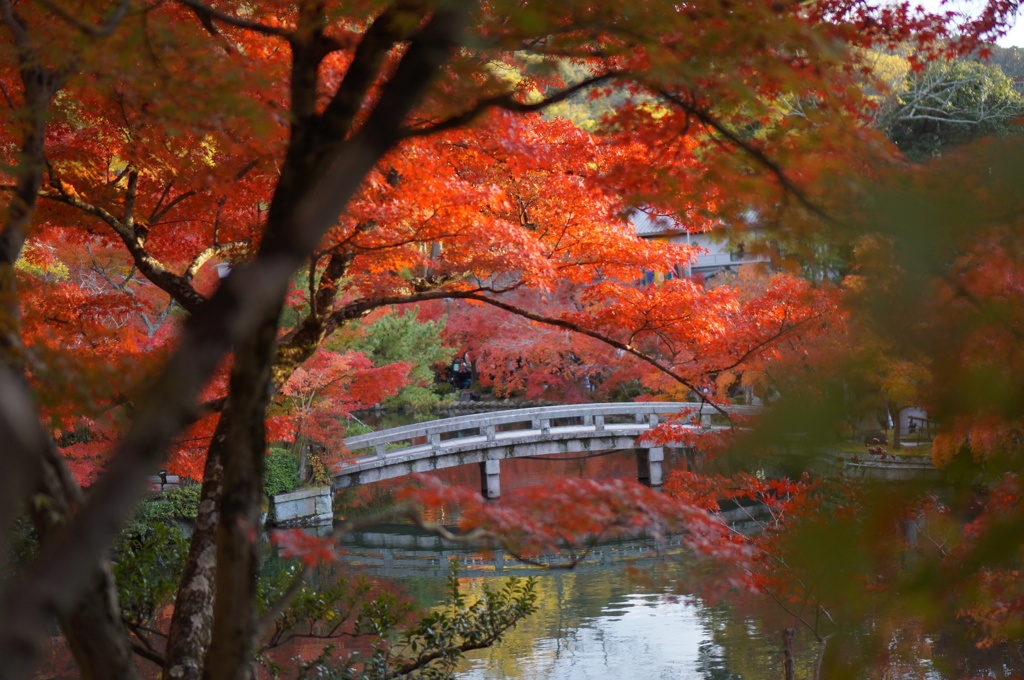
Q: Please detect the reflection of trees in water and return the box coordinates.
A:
[690,591,1024,680]
[693,600,805,680]
[385,550,1024,680]
[444,570,640,680]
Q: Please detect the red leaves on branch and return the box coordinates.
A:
[270,529,340,567]
[400,475,752,571]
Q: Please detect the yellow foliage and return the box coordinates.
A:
[15,244,69,281]
[931,431,962,468]
[932,421,1024,467]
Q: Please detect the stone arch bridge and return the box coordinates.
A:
[335,402,759,499]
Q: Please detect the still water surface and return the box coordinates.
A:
[396,563,779,680]
[337,430,785,680]
[456,571,717,680]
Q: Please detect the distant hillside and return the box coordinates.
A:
[979,43,1024,95]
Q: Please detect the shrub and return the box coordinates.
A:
[162,484,202,519]
[265,447,301,497]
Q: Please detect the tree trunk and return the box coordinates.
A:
[163,437,227,680]
[858,408,885,444]
[782,627,796,680]
[31,446,141,680]
[888,401,904,450]
[202,308,281,680]
[62,563,141,680]
[813,634,831,680]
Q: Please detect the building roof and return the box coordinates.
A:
[629,209,688,237]
[630,207,761,238]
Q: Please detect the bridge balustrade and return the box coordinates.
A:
[337,402,759,499]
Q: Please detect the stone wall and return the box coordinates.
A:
[271,486,332,527]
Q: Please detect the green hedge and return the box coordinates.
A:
[264,446,301,497]
[162,484,202,519]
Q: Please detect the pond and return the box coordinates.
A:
[339,522,796,680]
[343,525,1012,680]
[362,564,757,680]
[441,568,778,680]
[334,411,999,679]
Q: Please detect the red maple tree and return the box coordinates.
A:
[0,2,1020,680]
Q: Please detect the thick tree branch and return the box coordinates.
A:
[184,240,251,281]
[319,2,428,140]
[0,0,66,574]
[40,186,209,313]
[174,0,296,40]
[0,6,469,679]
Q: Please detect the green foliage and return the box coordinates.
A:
[162,484,202,519]
[110,497,189,628]
[982,44,1024,96]
[393,564,537,677]
[350,308,455,413]
[14,244,70,281]
[112,519,188,628]
[265,447,302,497]
[873,53,1024,160]
[6,515,38,574]
[341,419,375,438]
[539,59,638,131]
[258,560,537,680]
[120,494,178,534]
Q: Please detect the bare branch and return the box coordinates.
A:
[652,87,843,228]
[149,188,196,223]
[400,72,626,139]
[39,0,131,38]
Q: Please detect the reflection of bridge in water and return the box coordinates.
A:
[341,511,766,578]
[335,402,759,499]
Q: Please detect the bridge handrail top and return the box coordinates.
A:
[343,402,759,449]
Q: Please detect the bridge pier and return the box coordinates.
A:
[635,447,664,488]
[480,459,501,500]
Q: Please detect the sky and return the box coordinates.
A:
[914,0,1024,46]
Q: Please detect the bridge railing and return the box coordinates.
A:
[342,402,759,459]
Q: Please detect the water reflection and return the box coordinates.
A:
[401,565,780,680]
